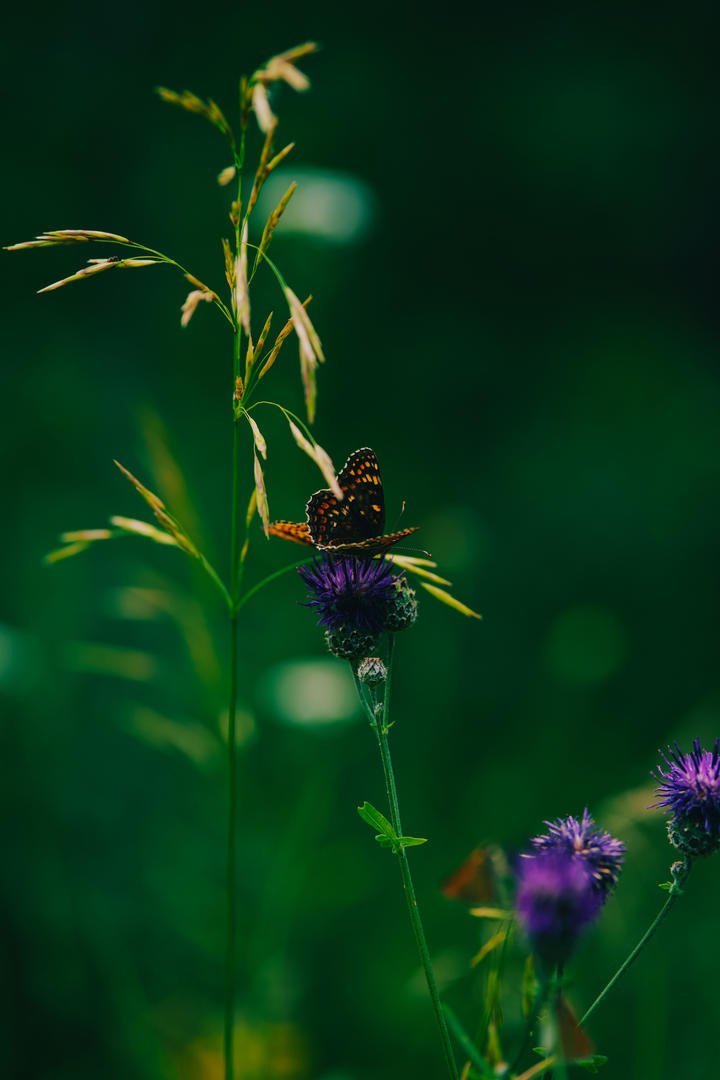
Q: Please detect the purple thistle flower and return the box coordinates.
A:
[652,738,720,855]
[298,556,398,633]
[530,809,625,899]
[515,851,601,968]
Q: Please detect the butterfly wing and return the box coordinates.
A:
[270,447,418,556]
[267,520,314,545]
[323,526,420,556]
[306,447,386,546]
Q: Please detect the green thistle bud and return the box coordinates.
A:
[667,816,720,858]
[382,577,418,632]
[357,657,387,685]
[325,626,379,661]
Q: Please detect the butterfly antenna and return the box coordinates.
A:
[391,499,407,533]
[401,544,433,558]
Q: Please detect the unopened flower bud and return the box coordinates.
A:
[667,816,720,858]
[324,626,378,661]
[357,657,387,685]
[382,577,418,632]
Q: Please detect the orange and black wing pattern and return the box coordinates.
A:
[268,448,418,557]
[267,520,313,545]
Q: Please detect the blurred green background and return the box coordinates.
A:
[3,3,720,1078]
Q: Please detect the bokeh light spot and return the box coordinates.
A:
[259,659,360,726]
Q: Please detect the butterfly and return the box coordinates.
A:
[268,447,419,557]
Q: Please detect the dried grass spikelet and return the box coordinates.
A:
[44,540,95,564]
[181,288,214,327]
[243,311,274,384]
[109,516,180,546]
[252,312,273,364]
[60,529,114,542]
[246,414,267,459]
[253,42,317,91]
[249,42,317,133]
[251,83,276,134]
[247,140,295,218]
[234,221,250,333]
[257,182,296,263]
[253,451,270,536]
[5,229,131,250]
[222,237,234,291]
[217,165,236,186]
[245,488,258,528]
[286,419,342,499]
[246,122,278,215]
[37,256,157,293]
[386,554,452,586]
[114,460,198,557]
[284,286,324,422]
[156,86,233,140]
[255,297,310,381]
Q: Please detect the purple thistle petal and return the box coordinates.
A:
[530,808,625,899]
[652,738,720,837]
[298,555,399,633]
[515,851,601,968]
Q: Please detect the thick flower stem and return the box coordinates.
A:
[357,636,459,1080]
[579,859,691,1027]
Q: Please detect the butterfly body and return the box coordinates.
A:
[269,447,418,557]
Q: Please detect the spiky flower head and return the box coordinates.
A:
[652,738,720,857]
[515,851,601,968]
[530,809,625,899]
[298,556,398,633]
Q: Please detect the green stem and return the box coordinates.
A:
[358,636,459,1080]
[507,976,551,1078]
[225,323,243,1080]
[225,607,238,1080]
[579,859,691,1027]
[235,556,315,613]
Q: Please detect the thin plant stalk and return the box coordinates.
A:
[579,857,691,1027]
[354,636,459,1080]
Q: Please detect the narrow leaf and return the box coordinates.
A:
[468,906,511,920]
[357,801,395,838]
[420,582,482,619]
[470,927,508,968]
[521,954,536,1019]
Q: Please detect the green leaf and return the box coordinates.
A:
[576,1055,609,1074]
[521,953,537,1018]
[357,803,427,853]
[442,1003,489,1075]
[357,801,395,838]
